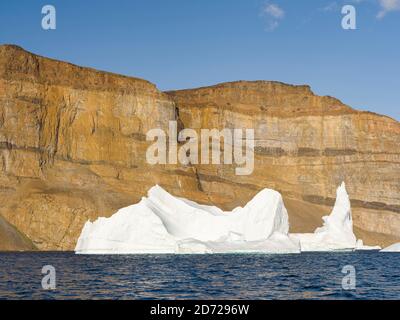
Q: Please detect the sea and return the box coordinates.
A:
[0,251,399,299]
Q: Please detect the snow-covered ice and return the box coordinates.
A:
[75,185,300,254]
[380,243,400,252]
[355,240,381,251]
[290,182,373,252]
[75,182,377,254]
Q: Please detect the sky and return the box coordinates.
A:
[0,0,399,120]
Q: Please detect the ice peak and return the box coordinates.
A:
[337,181,347,197]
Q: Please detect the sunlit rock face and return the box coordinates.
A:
[167,82,400,242]
[75,185,300,254]
[0,45,207,250]
[1,45,399,250]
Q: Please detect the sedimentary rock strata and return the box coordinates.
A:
[0,45,399,250]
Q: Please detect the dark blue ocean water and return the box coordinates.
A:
[0,252,399,300]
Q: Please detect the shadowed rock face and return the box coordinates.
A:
[0,214,36,251]
[0,44,399,250]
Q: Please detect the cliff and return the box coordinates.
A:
[0,45,399,250]
[167,82,400,239]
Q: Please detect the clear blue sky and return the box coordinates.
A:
[0,0,399,120]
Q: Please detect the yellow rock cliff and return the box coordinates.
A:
[0,45,399,250]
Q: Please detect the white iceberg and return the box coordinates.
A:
[355,240,381,251]
[380,243,400,252]
[290,182,371,252]
[75,185,300,254]
[75,182,376,254]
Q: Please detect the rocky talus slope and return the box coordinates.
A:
[0,214,36,251]
[0,45,399,250]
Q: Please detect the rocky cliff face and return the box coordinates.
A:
[0,45,206,250]
[167,82,400,240]
[0,45,399,250]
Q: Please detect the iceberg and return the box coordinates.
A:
[380,243,400,252]
[75,182,376,254]
[75,185,300,254]
[290,182,370,252]
[355,240,381,251]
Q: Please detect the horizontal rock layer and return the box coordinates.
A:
[0,45,399,250]
[167,82,400,240]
